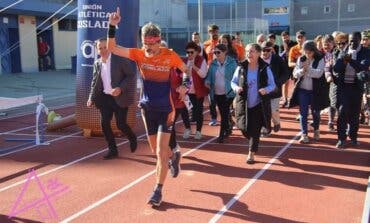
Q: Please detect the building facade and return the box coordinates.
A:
[292,0,370,39]
[188,0,369,39]
[0,0,77,74]
[1,0,368,74]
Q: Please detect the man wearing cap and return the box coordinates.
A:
[280,31,297,107]
[204,24,220,65]
[260,41,289,136]
[204,24,220,126]
[287,30,306,109]
[289,30,306,69]
[267,33,279,54]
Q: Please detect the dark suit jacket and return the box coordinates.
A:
[88,54,136,108]
[268,54,290,99]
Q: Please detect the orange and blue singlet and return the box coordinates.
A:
[128,47,184,112]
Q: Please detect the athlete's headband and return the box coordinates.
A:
[143,36,161,43]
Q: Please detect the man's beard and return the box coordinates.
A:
[212,34,218,40]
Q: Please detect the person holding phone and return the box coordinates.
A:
[293,41,327,144]
[333,31,370,148]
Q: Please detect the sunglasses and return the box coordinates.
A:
[336,41,347,45]
[186,51,194,54]
[262,48,272,53]
[213,51,222,55]
[297,35,304,39]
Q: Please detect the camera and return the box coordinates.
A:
[343,54,352,63]
[357,71,369,82]
[300,55,307,62]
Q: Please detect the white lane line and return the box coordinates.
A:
[208,132,301,223]
[0,131,82,157]
[5,133,106,139]
[0,133,145,193]
[0,108,208,192]
[176,140,370,154]
[60,137,217,223]
[0,125,36,135]
[361,177,370,223]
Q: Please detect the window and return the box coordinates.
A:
[324,5,331,14]
[347,3,355,12]
[301,7,308,15]
[58,19,77,31]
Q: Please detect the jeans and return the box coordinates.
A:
[298,88,320,134]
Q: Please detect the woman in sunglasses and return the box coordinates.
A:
[183,41,208,140]
[205,44,237,143]
[231,43,276,164]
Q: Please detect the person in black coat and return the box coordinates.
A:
[333,31,370,148]
[260,41,289,136]
[87,38,137,159]
[231,43,276,164]
[279,31,297,108]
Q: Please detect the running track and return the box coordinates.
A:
[0,104,369,223]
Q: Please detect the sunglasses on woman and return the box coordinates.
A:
[213,51,222,55]
[336,41,347,46]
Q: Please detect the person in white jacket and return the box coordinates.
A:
[293,41,328,144]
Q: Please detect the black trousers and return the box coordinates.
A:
[246,103,263,152]
[214,95,233,138]
[98,94,136,152]
[189,94,204,132]
[169,107,190,150]
[337,84,362,141]
[209,95,217,120]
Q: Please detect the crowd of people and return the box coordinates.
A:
[87,7,369,207]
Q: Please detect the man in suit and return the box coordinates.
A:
[87,37,137,159]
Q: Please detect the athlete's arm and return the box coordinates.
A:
[107,7,130,58]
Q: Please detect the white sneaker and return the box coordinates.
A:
[209,119,217,126]
[194,131,202,139]
[299,134,309,144]
[313,130,320,141]
[183,129,191,139]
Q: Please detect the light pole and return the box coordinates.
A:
[230,0,232,34]
[198,0,203,39]
[337,0,341,31]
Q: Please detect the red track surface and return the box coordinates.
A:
[0,105,369,223]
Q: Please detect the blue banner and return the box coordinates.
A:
[75,0,139,132]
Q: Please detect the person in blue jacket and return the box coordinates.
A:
[205,43,237,143]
